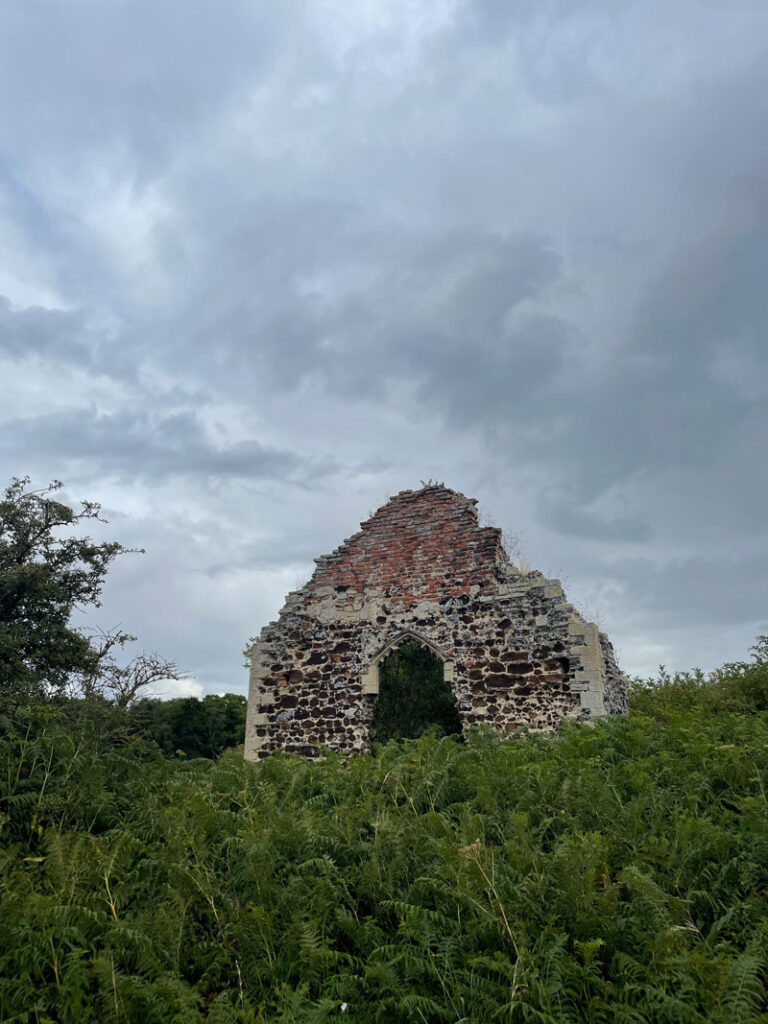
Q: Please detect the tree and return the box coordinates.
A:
[0,477,131,701]
[131,693,247,757]
[79,626,181,708]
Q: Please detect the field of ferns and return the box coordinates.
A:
[2,643,768,1023]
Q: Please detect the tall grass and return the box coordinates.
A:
[1,644,767,1022]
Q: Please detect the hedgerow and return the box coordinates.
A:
[1,644,767,1022]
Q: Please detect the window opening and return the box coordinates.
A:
[370,640,462,742]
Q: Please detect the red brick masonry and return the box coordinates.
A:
[245,485,627,759]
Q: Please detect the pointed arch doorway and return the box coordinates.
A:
[368,635,462,743]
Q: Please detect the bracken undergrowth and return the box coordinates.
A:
[1,643,767,1022]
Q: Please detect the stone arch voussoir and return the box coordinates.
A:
[361,629,455,695]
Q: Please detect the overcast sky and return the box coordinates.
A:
[2,0,766,697]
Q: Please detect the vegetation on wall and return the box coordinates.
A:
[2,643,768,1022]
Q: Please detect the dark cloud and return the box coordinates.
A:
[0,0,766,686]
[0,298,93,364]
[592,549,768,633]
[153,223,568,404]
[537,489,653,544]
[527,226,768,541]
[0,1,291,172]
[1,408,327,484]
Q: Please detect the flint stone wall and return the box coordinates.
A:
[244,485,627,759]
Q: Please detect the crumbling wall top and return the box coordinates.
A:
[309,484,504,606]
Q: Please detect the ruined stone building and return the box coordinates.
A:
[244,485,627,759]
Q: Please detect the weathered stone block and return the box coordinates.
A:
[244,485,627,759]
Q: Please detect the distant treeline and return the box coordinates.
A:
[39,691,249,760]
[131,692,247,759]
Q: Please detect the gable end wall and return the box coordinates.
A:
[245,486,627,759]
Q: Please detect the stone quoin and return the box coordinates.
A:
[244,485,627,759]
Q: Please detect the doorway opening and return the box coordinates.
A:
[370,639,462,743]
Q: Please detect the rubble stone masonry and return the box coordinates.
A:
[244,485,628,759]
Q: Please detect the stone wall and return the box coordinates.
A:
[244,485,627,759]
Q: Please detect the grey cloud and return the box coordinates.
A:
[157,222,568,404]
[0,297,93,364]
[0,165,63,255]
[1,408,326,484]
[136,142,767,556]
[629,232,768,382]
[410,312,576,427]
[598,549,768,632]
[533,227,768,535]
[1,0,768,685]
[538,489,653,544]
[0,1,293,175]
